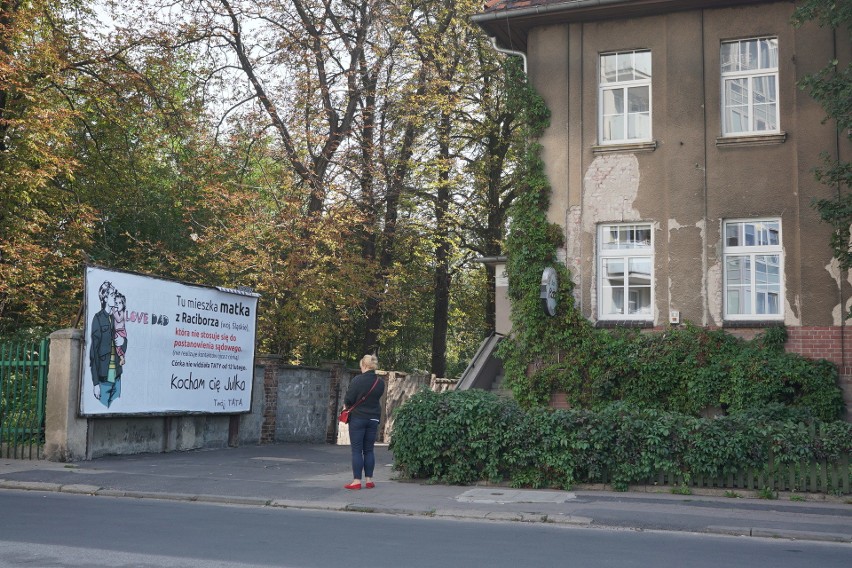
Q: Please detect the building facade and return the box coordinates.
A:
[473,0,852,417]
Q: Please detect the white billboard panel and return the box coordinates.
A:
[80,266,259,416]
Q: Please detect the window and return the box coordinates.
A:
[598,224,653,320]
[599,50,652,144]
[721,38,779,135]
[723,219,783,319]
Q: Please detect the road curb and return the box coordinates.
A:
[706,525,852,543]
[0,480,60,492]
[1,481,849,544]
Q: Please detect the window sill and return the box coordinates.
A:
[715,132,787,148]
[592,140,658,155]
[722,320,784,328]
[595,320,654,329]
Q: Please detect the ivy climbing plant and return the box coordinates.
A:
[496,71,845,421]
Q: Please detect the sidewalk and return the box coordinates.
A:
[1,443,850,543]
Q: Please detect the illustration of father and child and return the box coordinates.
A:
[89,281,128,408]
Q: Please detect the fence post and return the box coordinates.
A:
[44,328,88,461]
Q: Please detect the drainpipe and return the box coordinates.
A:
[489,37,527,75]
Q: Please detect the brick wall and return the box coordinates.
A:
[784,327,852,421]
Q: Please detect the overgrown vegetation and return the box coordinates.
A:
[792,1,852,286]
[390,389,852,492]
[494,51,845,422]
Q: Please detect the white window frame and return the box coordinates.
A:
[598,50,652,144]
[597,223,654,321]
[720,37,780,136]
[723,218,784,320]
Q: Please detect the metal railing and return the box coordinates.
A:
[0,338,49,459]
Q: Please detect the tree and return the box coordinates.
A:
[0,0,89,336]
[793,1,852,282]
[0,0,531,378]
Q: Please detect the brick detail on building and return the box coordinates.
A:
[784,327,852,420]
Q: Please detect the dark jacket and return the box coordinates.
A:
[90,309,115,384]
[344,370,385,420]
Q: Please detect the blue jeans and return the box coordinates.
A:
[348,416,379,480]
[98,378,121,408]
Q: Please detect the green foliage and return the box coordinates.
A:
[390,390,852,492]
[757,487,778,500]
[792,1,852,293]
[561,325,844,421]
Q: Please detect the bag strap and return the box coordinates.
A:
[347,376,380,412]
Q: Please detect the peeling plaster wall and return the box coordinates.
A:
[515,0,851,419]
[526,2,844,331]
[581,155,642,320]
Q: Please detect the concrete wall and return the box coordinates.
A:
[45,328,265,461]
[44,330,453,460]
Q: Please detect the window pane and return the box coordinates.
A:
[726,256,752,315]
[755,255,781,315]
[759,38,778,69]
[602,88,623,115]
[758,221,780,246]
[601,53,617,83]
[726,223,741,247]
[628,257,651,284]
[602,116,623,141]
[752,75,776,105]
[726,256,753,315]
[602,258,625,315]
[769,223,780,245]
[617,52,634,81]
[753,103,775,131]
[634,51,652,80]
[628,112,651,140]
[628,86,649,113]
[752,75,777,131]
[633,226,651,248]
[755,255,780,285]
[601,225,652,250]
[602,227,619,249]
[602,287,624,315]
[628,287,652,315]
[721,42,737,73]
[604,258,625,281]
[741,39,759,71]
[726,256,750,286]
[744,223,755,246]
[727,289,741,314]
[724,78,749,133]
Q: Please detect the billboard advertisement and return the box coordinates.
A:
[80,266,259,416]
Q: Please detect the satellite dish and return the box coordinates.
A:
[540,267,558,316]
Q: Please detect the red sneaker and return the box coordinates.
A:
[365,482,375,489]
[344,482,361,490]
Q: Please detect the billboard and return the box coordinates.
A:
[80,266,259,416]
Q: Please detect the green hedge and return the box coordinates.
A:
[547,324,845,421]
[389,389,852,491]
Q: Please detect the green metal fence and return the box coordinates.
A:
[0,338,49,459]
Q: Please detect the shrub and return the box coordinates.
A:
[389,390,852,491]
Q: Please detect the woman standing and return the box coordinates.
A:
[343,354,385,490]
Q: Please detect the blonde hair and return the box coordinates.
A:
[360,354,379,371]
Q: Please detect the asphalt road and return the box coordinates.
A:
[1,491,850,568]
